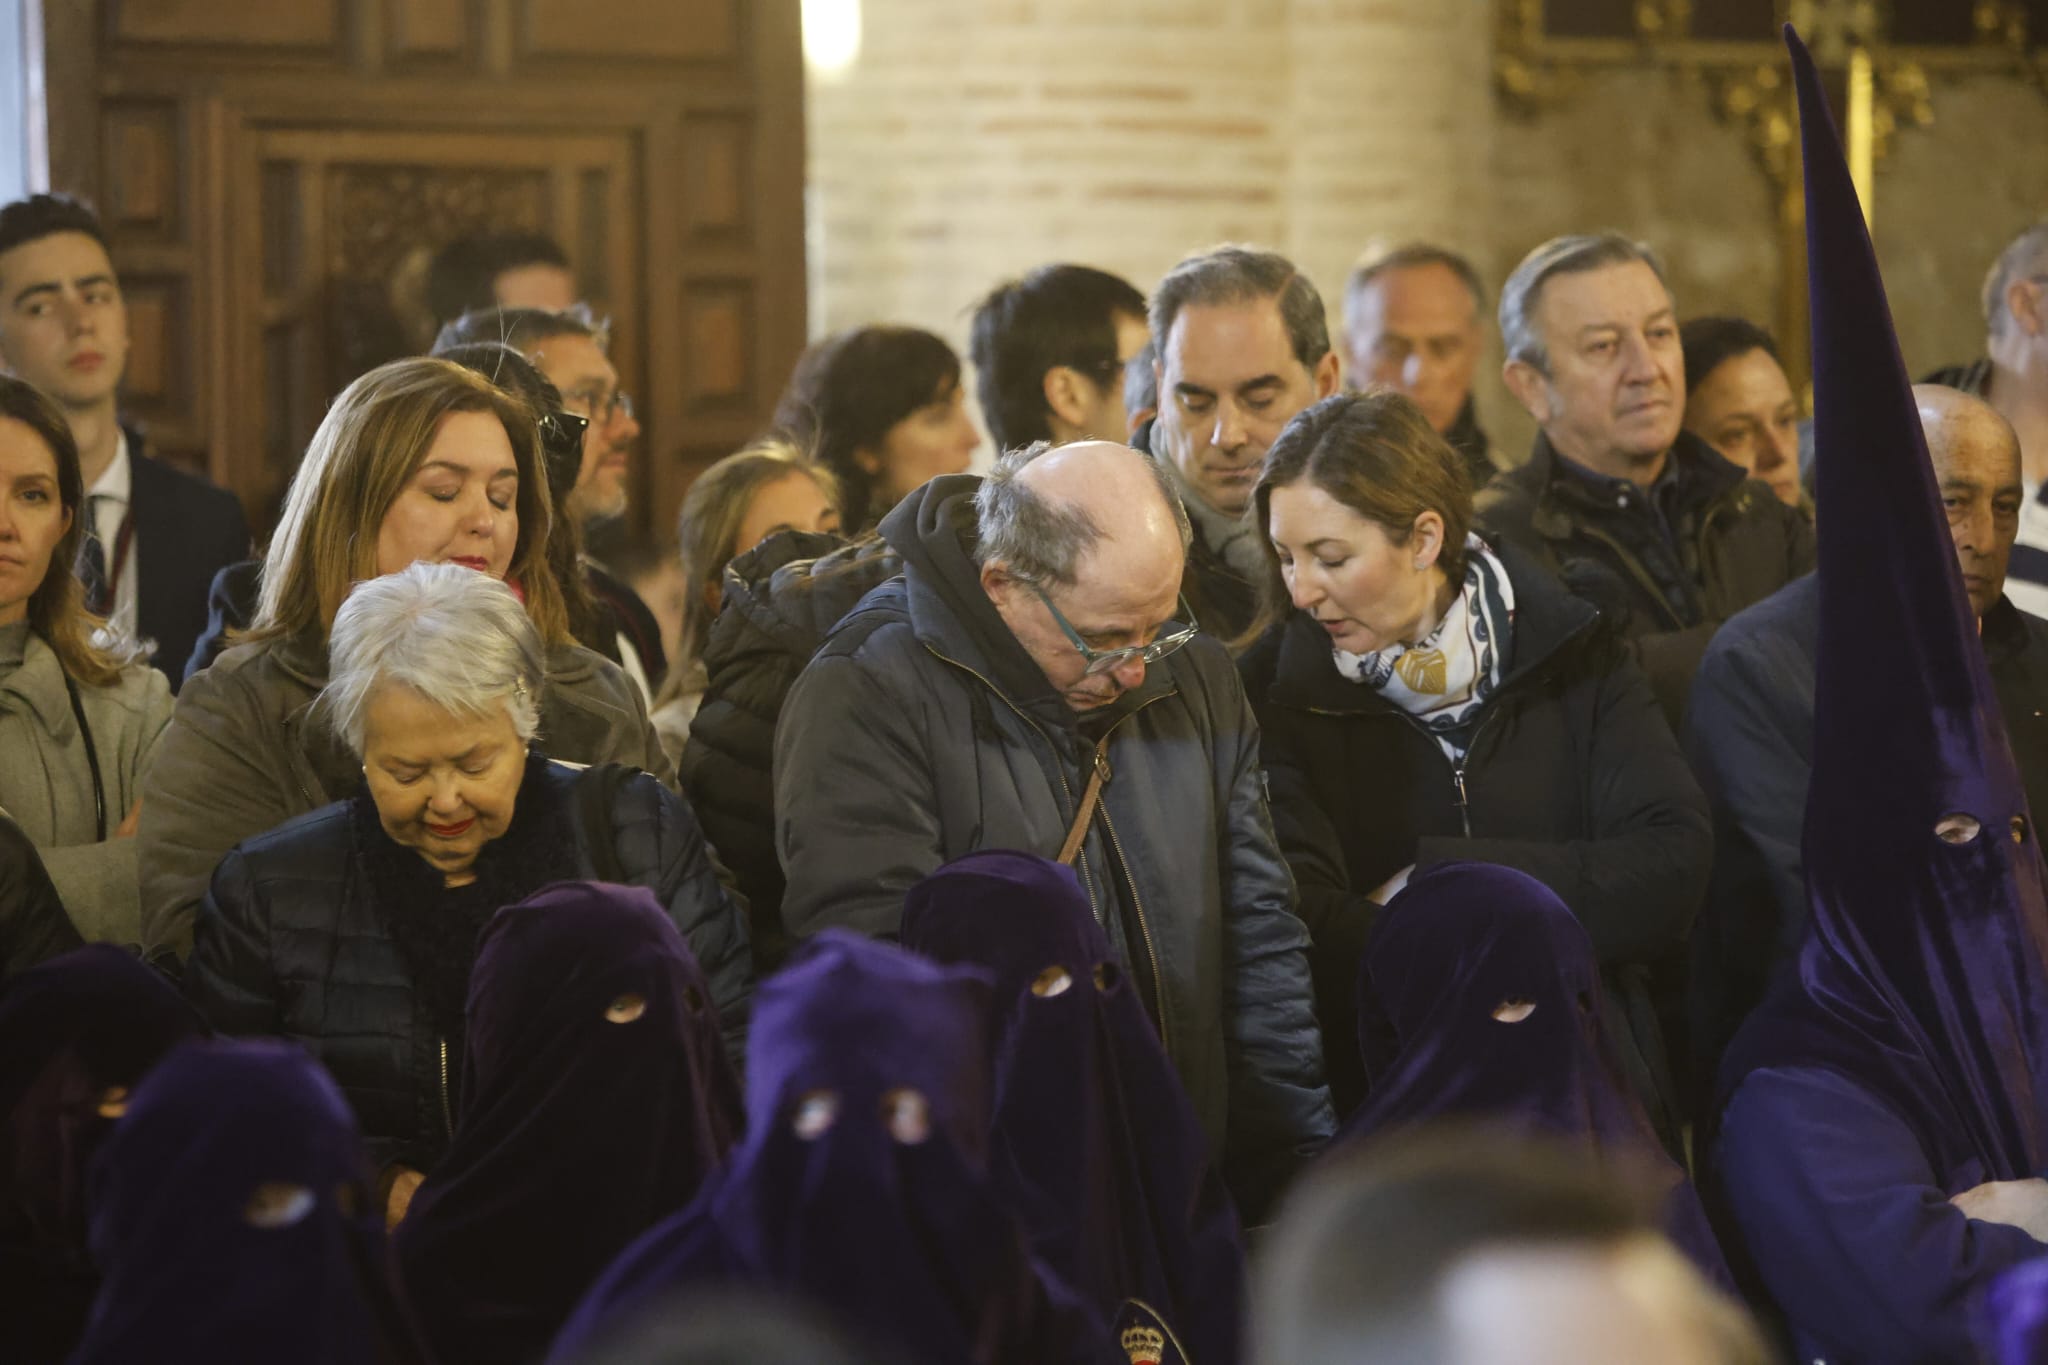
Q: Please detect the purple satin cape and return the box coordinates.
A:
[0,947,200,1365]
[900,850,1247,1364]
[1708,27,2048,1363]
[1338,862,1726,1282]
[548,928,1114,1365]
[392,881,744,1364]
[1981,1256,2048,1363]
[66,1037,408,1365]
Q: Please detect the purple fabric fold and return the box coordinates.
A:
[393,880,744,1364]
[900,850,1247,1363]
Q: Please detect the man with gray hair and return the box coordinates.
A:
[774,439,1335,1219]
[1925,218,2048,616]
[1477,232,1813,726]
[1145,244,1342,639]
[1344,242,1500,487]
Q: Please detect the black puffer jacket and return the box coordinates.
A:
[181,758,750,1179]
[775,475,1335,1221]
[679,531,903,971]
[1238,546,1712,1123]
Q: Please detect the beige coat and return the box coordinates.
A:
[0,629,175,944]
[137,630,675,959]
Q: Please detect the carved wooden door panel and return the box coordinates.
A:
[36,0,805,542]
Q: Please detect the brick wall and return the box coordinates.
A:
[806,4,2048,464]
[805,0,1499,453]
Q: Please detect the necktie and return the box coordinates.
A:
[77,494,110,617]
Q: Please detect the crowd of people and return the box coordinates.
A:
[7,27,2048,1364]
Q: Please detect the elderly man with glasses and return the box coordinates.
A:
[774,438,1336,1222]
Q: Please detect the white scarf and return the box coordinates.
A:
[1332,536,1514,760]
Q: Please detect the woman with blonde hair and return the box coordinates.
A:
[0,376,173,945]
[137,356,670,962]
[651,438,839,757]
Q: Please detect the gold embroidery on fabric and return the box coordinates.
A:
[1121,1325,1167,1365]
[1395,648,1448,694]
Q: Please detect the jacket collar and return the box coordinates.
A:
[1516,429,1747,537]
[1262,542,1596,715]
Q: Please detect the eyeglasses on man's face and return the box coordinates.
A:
[1026,581,1199,677]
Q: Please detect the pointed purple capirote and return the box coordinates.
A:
[900,850,1247,1363]
[392,881,744,1365]
[67,1038,409,1365]
[0,947,200,1364]
[547,929,1115,1365]
[1707,27,2048,1362]
[1336,862,1727,1284]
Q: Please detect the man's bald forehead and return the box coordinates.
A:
[1914,383,2021,475]
[1018,440,1177,524]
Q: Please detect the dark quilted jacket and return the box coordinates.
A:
[181,760,751,1179]
[679,531,902,971]
[774,475,1336,1222]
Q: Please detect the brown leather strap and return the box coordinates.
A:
[1058,740,1110,865]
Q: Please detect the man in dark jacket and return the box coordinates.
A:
[776,440,1336,1220]
[0,194,249,690]
[1143,246,1342,640]
[679,529,901,971]
[1476,233,1813,728]
[1687,384,2048,1099]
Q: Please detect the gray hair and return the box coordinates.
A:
[1498,233,1670,374]
[1345,242,1488,326]
[972,441,1191,587]
[321,561,545,754]
[1984,220,2048,338]
[1150,244,1331,373]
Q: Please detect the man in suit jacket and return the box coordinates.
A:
[0,193,248,692]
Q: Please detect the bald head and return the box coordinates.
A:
[976,439,1195,712]
[1914,384,2024,617]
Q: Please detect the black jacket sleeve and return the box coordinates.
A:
[1213,681,1338,1221]
[680,644,803,968]
[612,773,755,1064]
[0,813,85,977]
[182,849,283,1038]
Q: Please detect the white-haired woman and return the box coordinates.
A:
[182,563,750,1228]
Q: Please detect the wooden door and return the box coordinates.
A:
[32,0,806,541]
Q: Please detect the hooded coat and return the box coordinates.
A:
[547,931,1115,1365]
[773,474,1335,1221]
[901,851,1247,1364]
[0,948,199,1364]
[392,882,744,1364]
[1708,30,2048,1364]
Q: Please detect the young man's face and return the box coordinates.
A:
[0,231,130,411]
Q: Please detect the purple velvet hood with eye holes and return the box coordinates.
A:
[546,928,1117,1365]
[392,880,744,1365]
[898,849,1247,1365]
[0,947,201,1365]
[67,1037,413,1365]
[1337,861,1727,1282]
[1714,28,2048,1191]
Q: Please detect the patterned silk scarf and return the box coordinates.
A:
[1332,535,1514,760]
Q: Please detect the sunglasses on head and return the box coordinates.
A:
[537,410,590,504]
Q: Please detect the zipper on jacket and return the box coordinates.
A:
[437,1037,453,1139]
